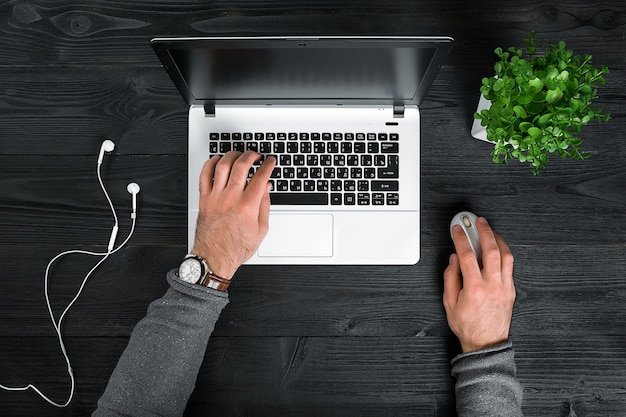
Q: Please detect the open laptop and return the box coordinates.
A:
[151,36,453,265]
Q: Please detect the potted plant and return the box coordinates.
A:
[472,32,610,175]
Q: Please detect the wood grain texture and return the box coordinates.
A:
[1,0,625,416]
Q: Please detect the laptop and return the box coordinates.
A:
[151,36,453,265]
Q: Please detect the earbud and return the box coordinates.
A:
[127,182,140,217]
[98,140,115,165]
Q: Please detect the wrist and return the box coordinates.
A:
[179,253,232,292]
[190,246,236,281]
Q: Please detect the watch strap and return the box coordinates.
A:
[200,271,230,291]
[185,254,230,291]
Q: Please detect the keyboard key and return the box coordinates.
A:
[344,193,356,205]
[330,180,342,191]
[301,142,312,153]
[387,193,400,205]
[358,193,371,205]
[296,167,309,178]
[290,180,302,191]
[390,133,399,141]
[347,155,359,166]
[317,180,329,191]
[271,193,329,205]
[378,165,399,178]
[274,142,285,153]
[331,193,342,205]
[378,133,388,141]
[367,133,377,141]
[381,143,399,153]
[310,168,322,178]
[219,142,231,153]
[350,167,363,179]
[293,155,305,166]
[371,180,399,191]
[276,180,289,191]
[304,180,316,191]
[354,143,366,153]
[372,193,385,205]
[259,142,272,153]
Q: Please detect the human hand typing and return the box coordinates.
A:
[192,151,276,280]
[443,217,516,353]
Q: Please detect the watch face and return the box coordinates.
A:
[179,258,202,284]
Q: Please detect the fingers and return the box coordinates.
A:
[495,232,515,288]
[443,253,462,312]
[476,217,502,278]
[452,224,481,282]
[245,156,276,203]
[199,155,221,198]
[212,151,243,191]
[257,182,272,235]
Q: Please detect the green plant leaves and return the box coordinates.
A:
[475,31,610,175]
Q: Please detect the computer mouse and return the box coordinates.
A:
[450,211,482,267]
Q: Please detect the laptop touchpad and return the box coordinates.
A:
[258,214,333,258]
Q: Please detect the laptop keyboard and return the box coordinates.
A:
[209,132,399,206]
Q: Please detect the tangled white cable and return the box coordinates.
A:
[0,140,140,407]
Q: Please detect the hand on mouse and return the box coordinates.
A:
[192,151,276,280]
[443,217,516,353]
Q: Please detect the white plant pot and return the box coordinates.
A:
[471,95,491,142]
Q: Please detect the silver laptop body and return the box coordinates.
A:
[151,36,453,265]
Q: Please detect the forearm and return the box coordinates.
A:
[451,341,523,417]
[93,269,229,417]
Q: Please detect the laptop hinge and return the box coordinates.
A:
[393,105,405,118]
[204,103,216,117]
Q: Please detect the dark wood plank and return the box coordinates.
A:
[0,336,623,416]
[1,245,624,340]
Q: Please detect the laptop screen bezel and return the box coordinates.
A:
[150,36,453,108]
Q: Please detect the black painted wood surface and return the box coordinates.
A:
[1,1,625,416]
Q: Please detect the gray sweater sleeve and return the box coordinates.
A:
[451,341,524,417]
[92,269,229,417]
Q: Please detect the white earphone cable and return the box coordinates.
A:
[0,143,137,407]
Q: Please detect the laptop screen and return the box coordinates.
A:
[152,37,453,107]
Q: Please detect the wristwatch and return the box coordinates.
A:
[178,254,230,291]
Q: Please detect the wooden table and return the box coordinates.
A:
[1,1,624,416]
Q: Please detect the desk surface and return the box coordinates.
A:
[1,1,625,416]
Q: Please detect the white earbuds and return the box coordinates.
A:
[0,139,142,407]
[127,182,140,217]
[98,139,115,165]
